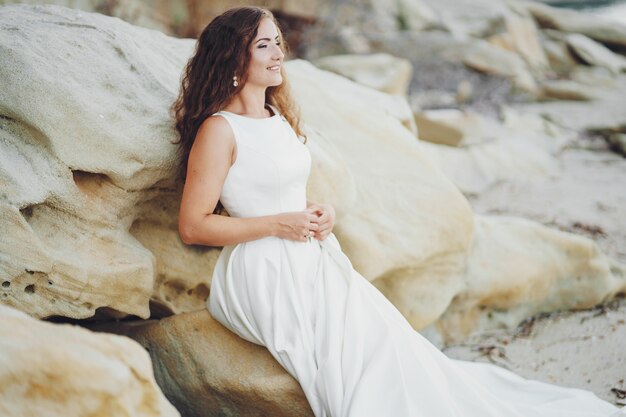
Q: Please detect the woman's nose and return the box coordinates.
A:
[273,44,284,59]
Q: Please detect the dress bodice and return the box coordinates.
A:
[212,104,311,218]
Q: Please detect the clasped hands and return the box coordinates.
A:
[275,201,335,242]
[305,202,335,241]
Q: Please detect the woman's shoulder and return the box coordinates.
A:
[194,114,235,148]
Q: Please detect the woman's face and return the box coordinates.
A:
[246,17,284,88]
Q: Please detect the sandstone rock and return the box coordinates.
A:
[524,1,626,48]
[434,214,626,342]
[0,304,179,417]
[542,37,579,74]
[463,39,539,93]
[92,310,314,417]
[0,4,216,320]
[424,0,510,39]
[566,33,626,74]
[414,109,499,146]
[313,53,413,96]
[419,128,561,195]
[488,13,549,73]
[540,79,605,101]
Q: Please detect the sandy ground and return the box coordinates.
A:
[443,295,626,406]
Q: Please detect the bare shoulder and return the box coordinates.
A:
[194,115,234,150]
[187,115,234,164]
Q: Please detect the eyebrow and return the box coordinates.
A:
[255,35,280,44]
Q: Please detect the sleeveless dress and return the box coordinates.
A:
[207,104,625,417]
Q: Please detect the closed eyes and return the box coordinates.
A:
[258,42,281,48]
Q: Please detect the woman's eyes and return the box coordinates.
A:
[258,42,281,49]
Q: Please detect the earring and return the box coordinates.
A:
[232,76,238,87]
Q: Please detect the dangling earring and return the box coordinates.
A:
[232,75,238,87]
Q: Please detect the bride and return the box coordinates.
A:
[173,6,625,417]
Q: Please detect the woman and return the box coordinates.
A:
[172,6,625,417]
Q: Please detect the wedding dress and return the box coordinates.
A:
[207,104,625,417]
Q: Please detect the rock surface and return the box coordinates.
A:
[91,310,314,417]
[0,304,179,417]
[313,52,413,96]
[0,4,216,320]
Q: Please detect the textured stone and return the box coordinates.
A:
[0,304,179,417]
[313,53,413,96]
[92,310,314,417]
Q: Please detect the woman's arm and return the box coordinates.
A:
[179,116,319,246]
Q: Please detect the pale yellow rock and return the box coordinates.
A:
[93,310,314,417]
[435,215,626,343]
[566,33,626,74]
[313,53,413,96]
[524,1,626,48]
[542,37,578,73]
[0,304,180,417]
[463,39,538,94]
[540,79,604,101]
[0,5,213,320]
[414,109,499,147]
[417,108,569,194]
[504,13,549,73]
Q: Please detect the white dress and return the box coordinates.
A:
[207,104,625,417]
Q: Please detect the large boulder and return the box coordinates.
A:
[0,4,215,320]
[0,304,179,417]
[92,310,314,417]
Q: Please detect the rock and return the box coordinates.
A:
[517,94,626,132]
[302,0,439,57]
[313,53,413,96]
[607,133,626,156]
[394,0,440,31]
[0,4,217,320]
[524,1,626,48]
[539,79,604,101]
[434,214,626,342]
[91,310,313,417]
[456,80,474,102]
[419,127,561,195]
[463,39,539,93]
[0,304,179,417]
[541,37,579,74]
[423,0,510,39]
[488,13,549,73]
[566,33,626,74]
[414,109,498,146]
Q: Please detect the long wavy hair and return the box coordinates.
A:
[171,6,307,183]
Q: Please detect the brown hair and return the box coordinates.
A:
[171,6,306,183]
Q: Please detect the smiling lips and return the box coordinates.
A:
[267,65,280,71]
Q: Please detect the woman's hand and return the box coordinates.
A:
[307,202,336,241]
[272,209,320,242]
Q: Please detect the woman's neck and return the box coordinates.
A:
[225,88,268,118]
